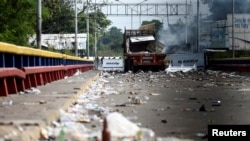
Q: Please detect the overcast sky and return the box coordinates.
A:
[93,0,210,30]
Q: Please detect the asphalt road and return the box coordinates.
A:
[83,70,250,141]
[1,69,250,141]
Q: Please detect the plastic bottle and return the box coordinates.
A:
[57,126,66,141]
[136,128,155,141]
[102,117,111,141]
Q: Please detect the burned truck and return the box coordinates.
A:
[123,24,166,72]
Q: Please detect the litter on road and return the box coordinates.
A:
[3,69,246,141]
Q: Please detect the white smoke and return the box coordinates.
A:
[158,19,193,54]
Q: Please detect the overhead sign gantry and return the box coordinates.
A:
[94,3,190,16]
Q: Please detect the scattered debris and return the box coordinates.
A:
[188,97,197,100]
[211,100,222,106]
[35,70,250,141]
[2,100,13,106]
[196,132,208,139]
[107,112,140,137]
[161,119,167,123]
[199,104,207,112]
[165,63,197,74]
[149,93,161,96]
[24,87,41,94]
[39,100,47,104]
[156,137,193,141]
[40,128,48,140]
[136,128,155,141]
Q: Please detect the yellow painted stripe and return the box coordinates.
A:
[0,42,93,62]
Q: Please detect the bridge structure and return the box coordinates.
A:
[0,42,94,97]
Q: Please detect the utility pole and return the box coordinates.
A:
[232,0,235,58]
[37,0,42,49]
[74,0,78,56]
[131,9,133,29]
[94,0,98,68]
[86,0,90,58]
[185,0,188,44]
[196,0,200,53]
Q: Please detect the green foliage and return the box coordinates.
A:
[42,1,112,56]
[86,9,111,34]
[63,48,75,56]
[0,0,114,56]
[42,0,75,33]
[0,0,37,46]
[97,26,123,56]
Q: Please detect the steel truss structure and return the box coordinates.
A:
[94,3,190,16]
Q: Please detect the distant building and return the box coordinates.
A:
[28,33,87,50]
[227,14,250,50]
[200,14,250,51]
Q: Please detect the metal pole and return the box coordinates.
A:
[131,9,133,29]
[196,0,200,52]
[232,0,235,58]
[74,0,78,56]
[95,0,97,68]
[37,0,42,49]
[185,0,188,44]
[87,0,89,58]
[139,5,141,25]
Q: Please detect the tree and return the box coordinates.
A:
[0,0,50,46]
[98,26,123,56]
[0,0,37,46]
[78,9,112,56]
[109,27,123,52]
[42,0,75,33]
[42,1,112,56]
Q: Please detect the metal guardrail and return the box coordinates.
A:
[0,42,94,96]
[0,68,26,96]
[0,42,93,67]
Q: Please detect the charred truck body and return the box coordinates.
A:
[123,24,166,72]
